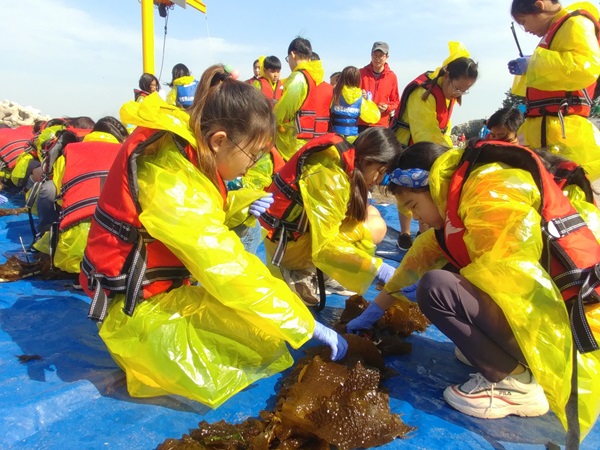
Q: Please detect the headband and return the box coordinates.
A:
[389,168,429,188]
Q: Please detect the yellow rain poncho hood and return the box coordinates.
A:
[101,93,314,408]
[395,41,470,147]
[385,148,600,438]
[512,1,600,180]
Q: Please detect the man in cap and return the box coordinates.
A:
[358,41,400,130]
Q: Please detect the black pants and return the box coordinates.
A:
[417,270,526,382]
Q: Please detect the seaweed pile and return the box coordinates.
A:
[337,294,429,353]
[159,336,414,450]
[157,294,426,449]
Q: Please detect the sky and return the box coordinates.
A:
[1,0,563,126]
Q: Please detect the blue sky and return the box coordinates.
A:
[2,0,552,125]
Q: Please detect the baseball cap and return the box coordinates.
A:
[371,41,389,54]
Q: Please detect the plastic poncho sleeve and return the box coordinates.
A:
[241,152,274,191]
[404,88,453,147]
[298,150,381,293]
[136,146,314,349]
[456,162,578,433]
[384,228,449,297]
[224,186,266,230]
[274,70,307,126]
[10,152,33,187]
[526,5,600,91]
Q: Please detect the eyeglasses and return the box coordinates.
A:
[451,79,470,96]
[371,52,387,59]
[285,55,290,63]
[229,137,266,167]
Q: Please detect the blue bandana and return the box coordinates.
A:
[389,168,429,188]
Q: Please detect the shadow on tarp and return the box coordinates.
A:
[0,278,210,416]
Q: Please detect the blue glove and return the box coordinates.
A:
[376,262,396,284]
[0,194,7,205]
[248,194,274,218]
[312,321,348,361]
[346,302,385,334]
[508,56,530,75]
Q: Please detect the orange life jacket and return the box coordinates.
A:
[0,125,33,171]
[436,140,600,353]
[259,133,354,266]
[526,10,600,120]
[80,128,226,322]
[393,72,455,145]
[258,77,283,104]
[295,70,332,140]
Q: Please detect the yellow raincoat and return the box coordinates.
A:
[512,1,600,181]
[99,93,314,408]
[265,145,383,294]
[32,131,121,273]
[385,148,600,438]
[395,42,471,147]
[331,85,380,142]
[274,59,326,161]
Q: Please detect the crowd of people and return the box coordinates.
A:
[1,0,600,445]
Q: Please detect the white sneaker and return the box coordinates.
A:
[443,371,549,419]
[454,347,473,367]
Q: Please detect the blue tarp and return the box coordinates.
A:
[1,191,599,449]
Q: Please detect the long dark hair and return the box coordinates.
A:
[332,66,361,107]
[169,63,191,87]
[188,64,275,188]
[347,127,402,221]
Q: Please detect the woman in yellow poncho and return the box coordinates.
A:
[79,65,347,408]
[508,0,600,181]
[394,41,479,252]
[347,141,600,442]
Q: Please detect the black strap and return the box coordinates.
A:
[570,264,600,353]
[49,221,59,269]
[564,343,580,450]
[122,235,147,317]
[316,268,326,311]
[93,206,140,243]
[60,170,109,195]
[58,197,99,221]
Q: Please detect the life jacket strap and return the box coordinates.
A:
[571,263,600,353]
[94,205,140,243]
[60,170,109,196]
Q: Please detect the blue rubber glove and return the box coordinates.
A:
[0,194,7,205]
[346,302,385,334]
[508,56,530,75]
[312,321,348,361]
[376,262,396,284]
[248,194,274,218]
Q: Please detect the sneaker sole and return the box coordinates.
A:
[443,386,550,419]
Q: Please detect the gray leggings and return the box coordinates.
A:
[417,270,527,382]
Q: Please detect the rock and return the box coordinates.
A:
[0,100,50,128]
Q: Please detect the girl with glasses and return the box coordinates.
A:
[79,64,347,409]
[392,41,478,252]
